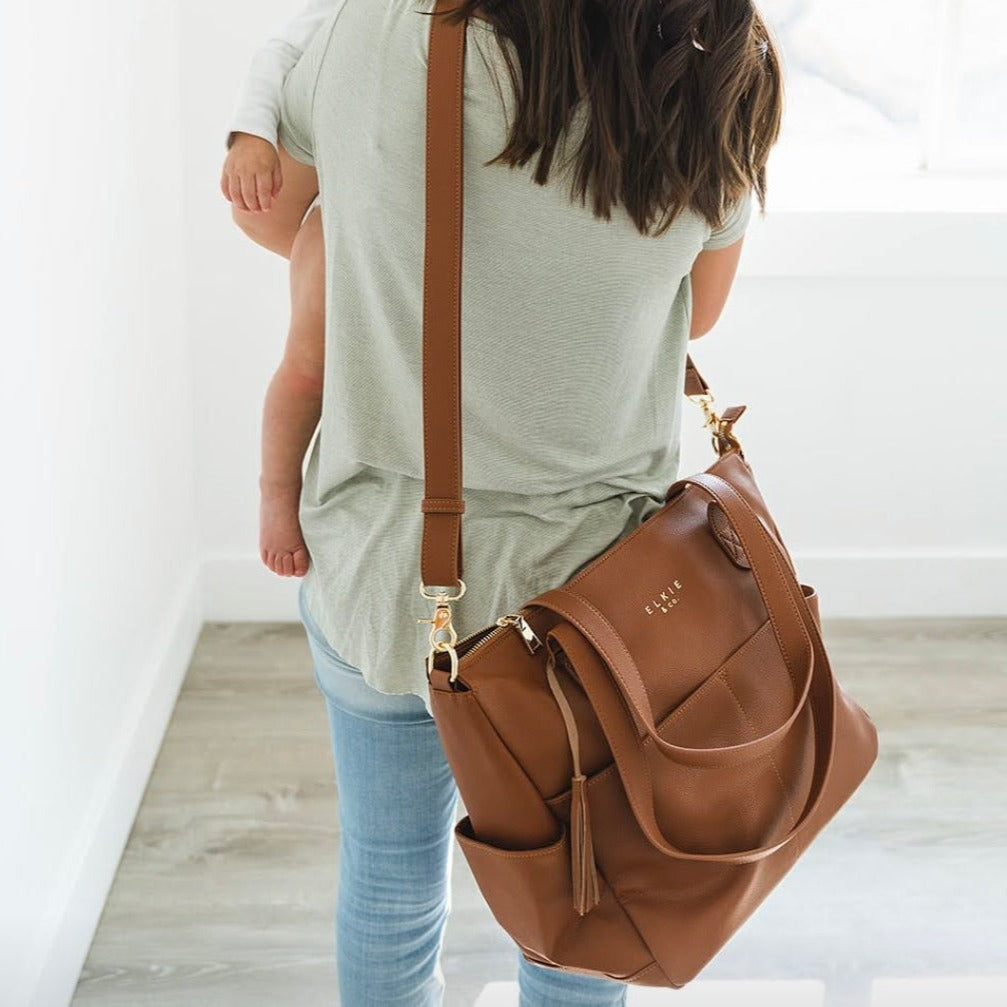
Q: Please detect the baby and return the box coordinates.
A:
[220,0,338,579]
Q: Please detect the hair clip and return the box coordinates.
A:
[652,22,708,52]
[655,5,708,53]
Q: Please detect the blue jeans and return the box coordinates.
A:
[298,581,628,1006]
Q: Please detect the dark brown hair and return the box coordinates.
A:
[427,0,783,239]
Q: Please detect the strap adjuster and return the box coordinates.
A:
[421,497,466,514]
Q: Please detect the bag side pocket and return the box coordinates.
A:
[455,815,653,980]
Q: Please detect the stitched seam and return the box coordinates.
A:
[458,826,568,859]
[719,676,798,825]
[704,471,805,692]
[421,11,435,584]
[450,16,464,575]
[454,687,564,843]
[572,645,668,856]
[699,476,801,688]
[561,594,664,736]
[550,591,785,772]
[297,12,344,163]
[654,619,773,729]
[564,468,803,692]
[561,478,802,712]
[543,619,776,805]
[716,519,747,563]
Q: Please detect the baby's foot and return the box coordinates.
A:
[260,484,311,577]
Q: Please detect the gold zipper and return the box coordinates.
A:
[498,612,544,653]
[456,611,543,658]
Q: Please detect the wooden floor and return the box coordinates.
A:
[73,616,1007,1006]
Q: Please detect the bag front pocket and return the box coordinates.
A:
[455,814,652,978]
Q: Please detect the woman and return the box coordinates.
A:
[223,2,782,1004]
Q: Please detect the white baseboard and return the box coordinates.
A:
[27,568,204,1007]
[200,550,1007,621]
[792,550,1007,618]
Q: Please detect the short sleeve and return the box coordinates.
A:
[701,188,754,251]
[277,48,318,166]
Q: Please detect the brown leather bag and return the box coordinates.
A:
[417,2,880,988]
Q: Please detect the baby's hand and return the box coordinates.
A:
[221,132,282,212]
[260,482,311,577]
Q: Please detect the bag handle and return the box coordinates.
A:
[419,0,716,592]
[530,472,838,862]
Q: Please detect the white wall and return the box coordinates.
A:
[1,1,1004,1004]
[178,0,309,626]
[189,0,1007,629]
[678,206,1007,617]
[0,3,201,1005]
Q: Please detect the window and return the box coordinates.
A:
[760,0,1007,176]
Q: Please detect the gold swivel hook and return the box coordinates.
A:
[417,578,466,682]
[688,392,744,456]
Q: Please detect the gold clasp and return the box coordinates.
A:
[417,579,466,682]
[688,392,743,456]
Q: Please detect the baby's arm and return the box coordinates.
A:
[225,0,337,151]
[222,0,339,213]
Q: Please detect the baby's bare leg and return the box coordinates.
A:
[259,205,325,577]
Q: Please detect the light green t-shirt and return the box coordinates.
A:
[278,0,752,716]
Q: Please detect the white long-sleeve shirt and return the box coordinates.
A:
[225,0,341,150]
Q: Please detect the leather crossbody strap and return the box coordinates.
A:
[420,0,713,590]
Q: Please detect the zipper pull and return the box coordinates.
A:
[496,612,543,654]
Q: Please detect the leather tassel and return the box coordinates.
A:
[570,771,601,915]
[545,642,602,916]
